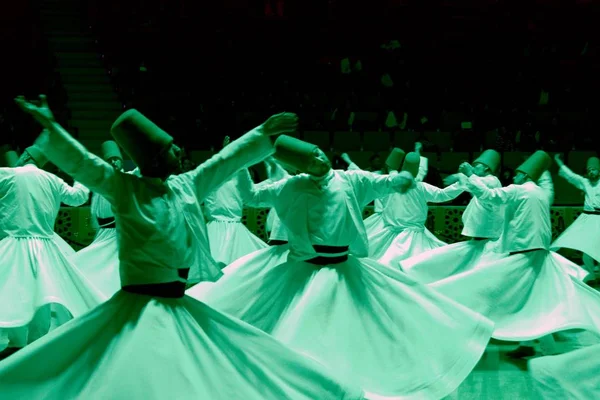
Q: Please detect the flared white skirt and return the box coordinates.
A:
[206,220,268,265]
[195,254,494,400]
[0,291,363,400]
[0,236,106,351]
[429,250,600,341]
[528,342,600,400]
[400,240,504,284]
[368,226,446,267]
[551,213,600,262]
[70,228,120,298]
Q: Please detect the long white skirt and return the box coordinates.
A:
[369,226,446,266]
[429,250,600,341]
[363,212,385,236]
[528,343,600,399]
[70,228,120,298]
[52,233,76,257]
[0,291,362,400]
[0,236,106,351]
[551,213,600,262]
[400,240,505,284]
[194,254,494,400]
[206,220,268,265]
[188,244,290,300]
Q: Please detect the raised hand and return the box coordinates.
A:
[415,142,423,153]
[554,153,564,166]
[222,136,231,148]
[459,162,474,177]
[261,112,299,137]
[14,95,56,128]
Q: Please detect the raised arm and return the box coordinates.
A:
[265,157,290,181]
[460,173,517,205]
[416,156,428,182]
[421,181,464,203]
[15,96,123,204]
[347,170,414,206]
[177,113,297,201]
[555,154,586,191]
[238,168,286,208]
[58,180,90,207]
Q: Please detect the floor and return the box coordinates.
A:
[445,341,539,399]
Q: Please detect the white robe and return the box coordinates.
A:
[400,174,504,283]
[192,168,494,400]
[204,173,267,265]
[0,125,362,400]
[428,172,600,343]
[0,165,104,351]
[528,342,600,399]
[70,193,120,297]
[369,181,463,265]
[551,165,600,264]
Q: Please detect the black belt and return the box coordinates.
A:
[582,210,600,215]
[306,245,349,265]
[509,248,542,256]
[269,240,288,246]
[97,217,116,229]
[122,268,190,298]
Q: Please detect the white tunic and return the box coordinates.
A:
[0,165,89,238]
[461,175,503,239]
[382,181,463,229]
[465,171,554,253]
[551,165,600,264]
[558,165,600,210]
[204,176,244,222]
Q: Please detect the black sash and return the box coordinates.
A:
[509,248,542,256]
[122,268,190,298]
[306,245,349,265]
[97,217,116,229]
[582,210,600,215]
[268,240,288,246]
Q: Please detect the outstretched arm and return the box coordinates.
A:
[238,168,286,208]
[58,180,90,207]
[460,173,517,205]
[177,113,298,201]
[554,154,586,191]
[15,96,123,204]
[347,170,414,206]
[421,182,464,203]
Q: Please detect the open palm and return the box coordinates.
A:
[14,95,56,127]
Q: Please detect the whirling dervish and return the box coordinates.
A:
[192,135,494,400]
[400,149,506,283]
[368,151,464,266]
[0,131,105,355]
[551,153,600,282]
[0,95,362,400]
[425,151,600,358]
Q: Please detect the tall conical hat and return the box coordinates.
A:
[586,156,600,171]
[473,149,501,173]
[385,148,406,171]
[516,150,551,182]
[401,152,420,177]
[273,135,319,173]
[2,150,20,167]
[101,140,123,161]
[110,109,173,171]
